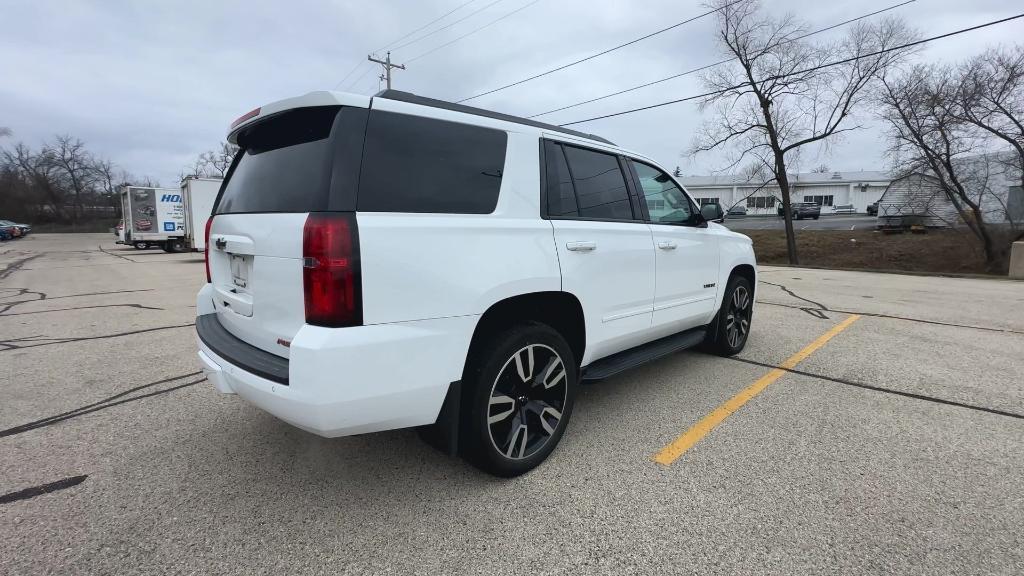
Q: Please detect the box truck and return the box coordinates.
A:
[118,186,186,251]
[180,177,221,251]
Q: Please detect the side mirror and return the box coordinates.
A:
[700,203,725,224]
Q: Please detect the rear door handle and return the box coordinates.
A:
[657,241,677,250]
[566,241,596,252]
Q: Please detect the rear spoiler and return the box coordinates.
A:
[227,91,372,143]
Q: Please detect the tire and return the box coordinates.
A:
[462,322,577,477]
[166,239,185,253]
[813,215,819,220]
[703,276,754,356]
[133,241,149,250]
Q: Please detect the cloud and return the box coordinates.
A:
[1,0,1020,183]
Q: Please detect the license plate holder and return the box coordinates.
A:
[230,254,251,288]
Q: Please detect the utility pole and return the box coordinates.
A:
[367,51,405,90]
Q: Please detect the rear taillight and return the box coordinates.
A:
[303,212,362,328]
[204,216,214,283]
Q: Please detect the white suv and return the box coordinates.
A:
[196,90,756,476]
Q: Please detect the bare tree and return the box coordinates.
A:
[691,0,916,264]
[953,46,1024,204]
[3,143,67,220]
[187,141,239,179]
[878,48,1024,270]
[47,135,99,224]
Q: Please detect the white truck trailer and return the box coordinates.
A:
[119,186,186,251]
[180,177,221,251]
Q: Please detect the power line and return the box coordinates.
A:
[390,0,509,54]
[456,0,743,103]
[528,0,916,119]
[375,0,478,53]
[405,0,544,64]
[344,65,376,91]
[558,12,1024,127]
[333,0,482,90]
[334,61,367,90]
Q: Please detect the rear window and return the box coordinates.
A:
[560,145,633,221]
[216,106,340,214]
[357,111,507,214]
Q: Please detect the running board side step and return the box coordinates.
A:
[581,327,706,383]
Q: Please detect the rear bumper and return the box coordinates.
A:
[194,284,477,437]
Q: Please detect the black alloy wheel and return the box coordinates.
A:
[487,343,568,460]
[464,322,577,476]
[724,283,752,349]
[705,276,754,356]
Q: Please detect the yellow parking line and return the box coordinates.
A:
[653,314,861,466]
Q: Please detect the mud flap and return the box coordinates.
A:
[417,380,461,457]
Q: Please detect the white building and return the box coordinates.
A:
[876,154,1023,227]
[679,171,891,215]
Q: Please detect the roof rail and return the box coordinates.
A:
[372,89,615,146]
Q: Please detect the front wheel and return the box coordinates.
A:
[463,323,577,477]
[704,276,754,356]
[133,241,149,250]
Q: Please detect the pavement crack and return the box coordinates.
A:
[729,356,1024,420]
[0,475,88,505]
[0,288,152,314]
[0,322,196,352]
[0,372,205,438]
[757,300,1024,335]
[0,303,163,317]
[0,254,41,281]
[760,280,829,310]
[97,244,137,262]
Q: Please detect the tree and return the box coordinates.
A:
[811,164,831,173]
[3,143,66,220]
[0,134,158,225]
[691,0,916,264]
[878,46,1024,270]
[186,141,239,179]
[953,46,1024,207]
[47,135,98,224]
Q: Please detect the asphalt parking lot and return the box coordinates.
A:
[2,233,1023,575]
[724,214,878,230]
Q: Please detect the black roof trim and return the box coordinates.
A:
[372,90,615,146]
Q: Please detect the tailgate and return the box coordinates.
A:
[208,213,308,358]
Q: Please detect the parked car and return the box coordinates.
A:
[195,90,757,477]
[0,227,11,241]
[867,202,879,216]
[727,205,747,216]
[777,202,820,220]
[0,220,27,237]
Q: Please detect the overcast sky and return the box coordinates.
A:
[1,0,1020,185]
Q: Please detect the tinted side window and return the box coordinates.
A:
[562,146,633,221]
[630,160,694,225]
[358,111,507,214]
[544,141,578,217]
[217,106,340,214]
